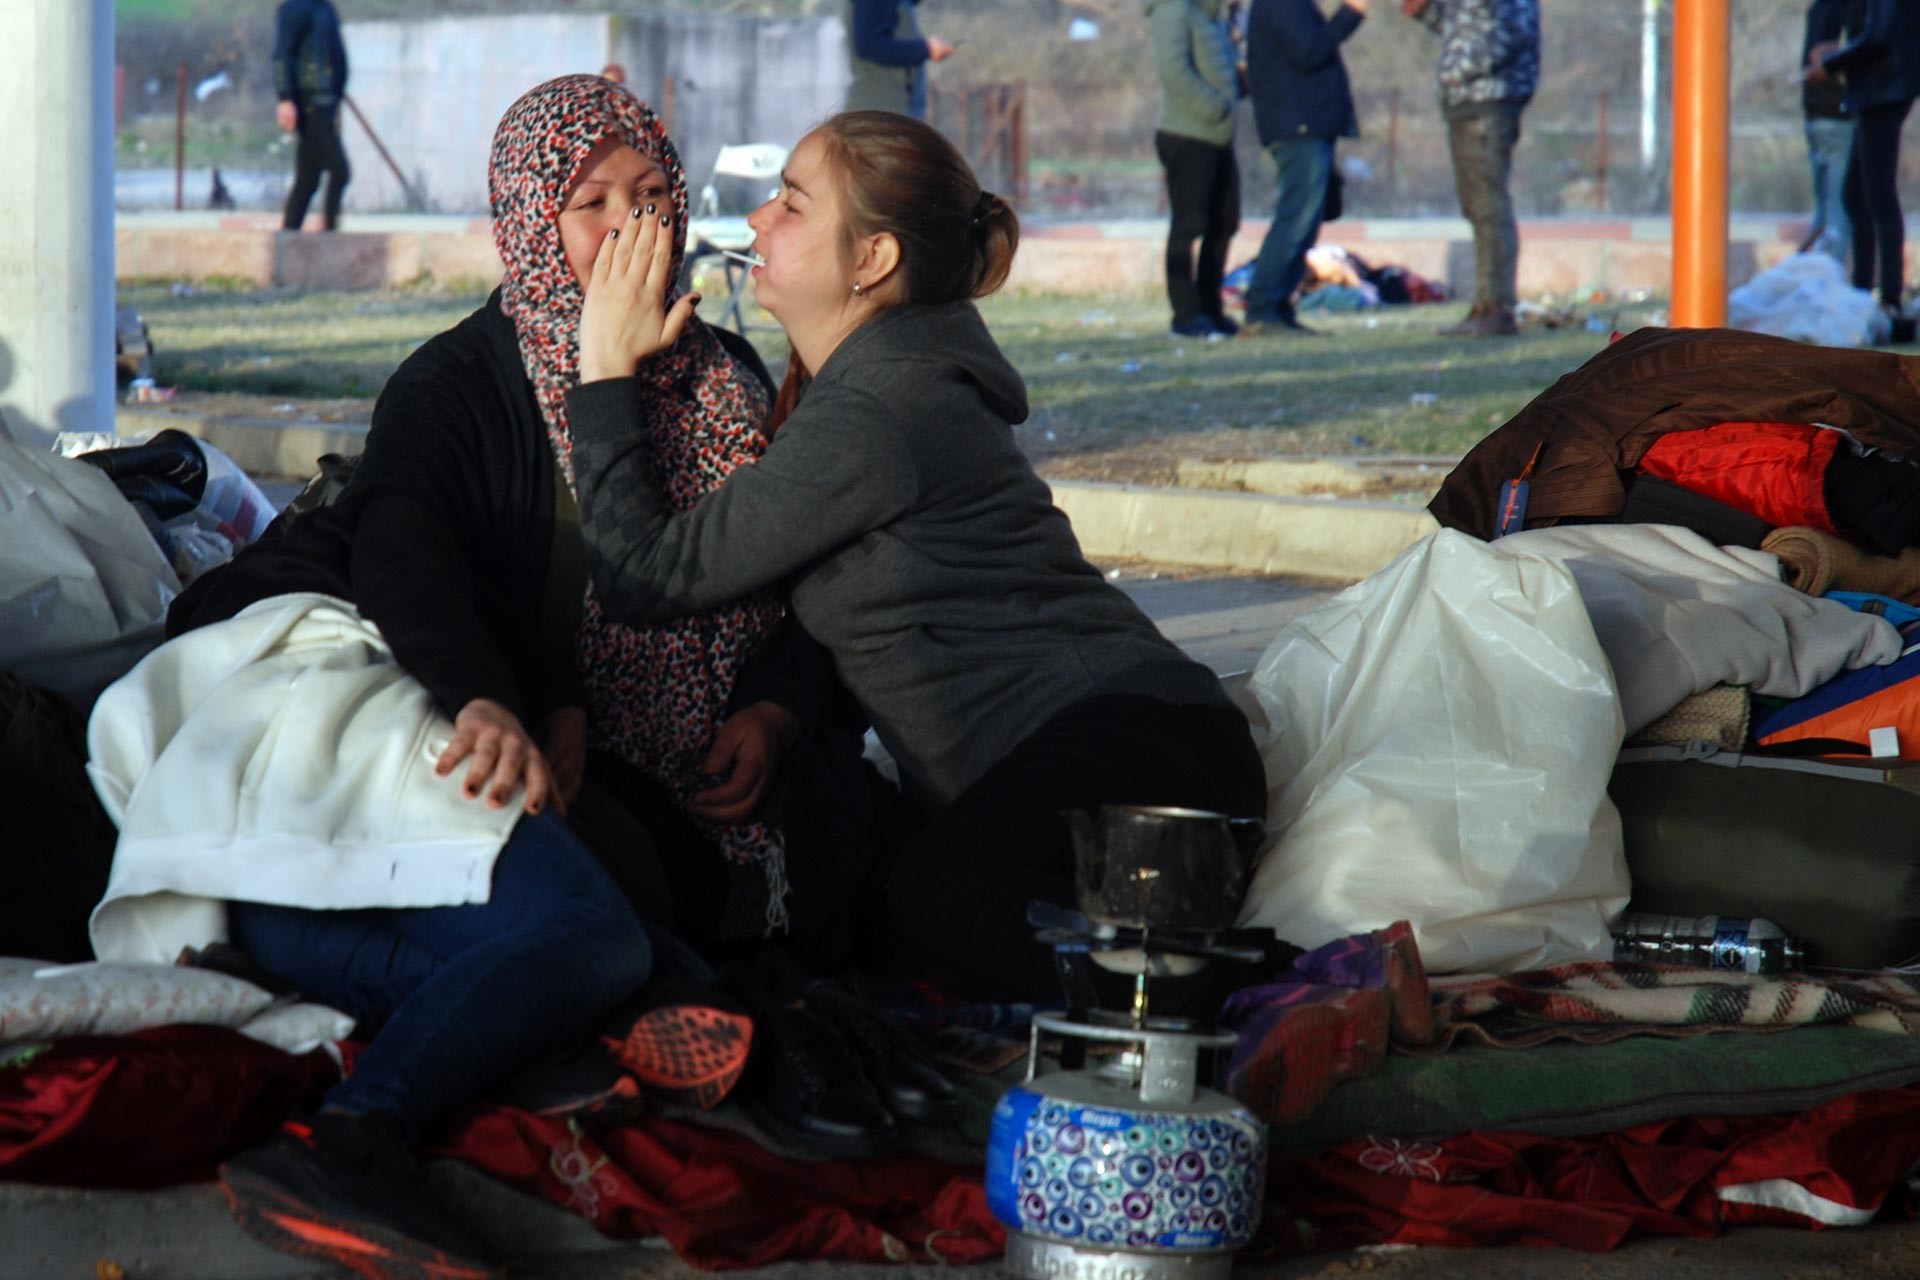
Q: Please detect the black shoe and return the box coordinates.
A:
[1170,315,1225,339]
[218,1111,501,1280]
[737,1002,899,1159]
[1206,312,1242,337]
[803,981,958,1124]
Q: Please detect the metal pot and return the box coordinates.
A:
[1063,804,1263,933]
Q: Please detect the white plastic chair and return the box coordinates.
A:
[688,143,788,335]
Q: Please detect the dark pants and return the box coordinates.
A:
[229,811,654,1140]
[1845,98,1914,306]
[1246,137,1333,322]
[1446,105,1522,310]
[1155,131,1242,327]
[877,694,1268,1001]
[284,103,351,232]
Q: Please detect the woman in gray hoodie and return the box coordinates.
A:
[567,110,1267,999]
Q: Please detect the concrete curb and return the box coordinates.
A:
[1051,481,1439,582]
[116,408,367,478]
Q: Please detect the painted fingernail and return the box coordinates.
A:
[528,801,543,815]
[492,790,508,804]
[609,228,618,240]
[631,205,642,219]
[466,784,479,797]
[659,214,670,227]
[645,202,656,215]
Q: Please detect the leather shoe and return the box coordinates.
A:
[804,980,958,1124]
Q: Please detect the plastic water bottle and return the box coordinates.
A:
[1610,912,1807,975]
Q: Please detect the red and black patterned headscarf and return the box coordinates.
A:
[489,74,788,927]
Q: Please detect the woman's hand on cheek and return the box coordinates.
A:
[578,203,701,383]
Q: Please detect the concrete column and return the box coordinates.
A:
[0,0,116,446]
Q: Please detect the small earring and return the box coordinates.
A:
[851,281,863,295]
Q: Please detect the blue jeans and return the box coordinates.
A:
[1806,116,1855,265]
[230,811,657,1140]
[1246,137,1333,321]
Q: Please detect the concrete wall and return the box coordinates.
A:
[341,11,846,216]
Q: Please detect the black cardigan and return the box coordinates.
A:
[169,293,818,730]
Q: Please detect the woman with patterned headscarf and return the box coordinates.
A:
[119,76,866,1274]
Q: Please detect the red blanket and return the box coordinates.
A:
[430,1108,1003,1269]
[1261,1082,1920,1254]
[0,1026,337,1188]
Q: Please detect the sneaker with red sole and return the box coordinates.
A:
[218,1112,502,1280]
[601,980,755,1111]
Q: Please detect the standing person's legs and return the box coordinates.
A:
[1447,105,1522,312]
[1853,99,1914,307]
[1196,142,1242,328]
[877,695,1267,1001]
[1805,116,1856,262]
[1437,105,1521,337]
[282,108,325,231]
[308,105,352,232]
[229,811,652,1139]
[1156,130,1217,329]
[1846,135,1875,292]
[1245,138,1333,325]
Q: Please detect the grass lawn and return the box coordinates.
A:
[121,281,1660,473]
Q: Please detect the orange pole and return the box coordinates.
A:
[1670,0,1729,327]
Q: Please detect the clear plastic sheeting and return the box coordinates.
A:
[1239,530,1630,974]
[0,437,180,714]
[1727,252,1889,349]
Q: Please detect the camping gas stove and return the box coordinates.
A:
[985,805,1273,1280]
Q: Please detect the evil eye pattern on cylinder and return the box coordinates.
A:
[984,1086,1266,1252]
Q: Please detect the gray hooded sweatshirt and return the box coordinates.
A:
[568,301,1235,807]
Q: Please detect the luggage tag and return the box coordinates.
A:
[1494,441,1545,539]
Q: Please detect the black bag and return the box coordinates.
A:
[0,673,118,962]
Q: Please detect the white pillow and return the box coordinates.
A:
[237,1001,357,1056]
[0,958,274,1042]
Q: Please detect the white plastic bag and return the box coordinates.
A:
[0,437,180,712]
[1728,252,1887,348]
[1239,529,1630,973]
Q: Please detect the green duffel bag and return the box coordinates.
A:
[1609,745,1920,971]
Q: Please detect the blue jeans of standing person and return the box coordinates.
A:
[1447,104,1523,311]
[1805,116,1855,265]
[1245,137,1334,323]
[230,811,655,1141]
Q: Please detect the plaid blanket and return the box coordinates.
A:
[1425,962,1920,1050]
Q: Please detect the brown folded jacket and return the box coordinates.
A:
[1429,327,1920,540]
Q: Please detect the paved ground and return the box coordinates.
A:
[15,448,1920,1277]
[15,564,1920,1278]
